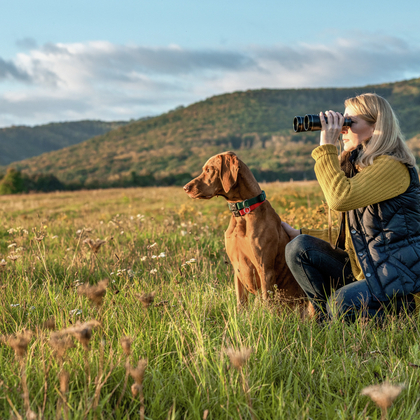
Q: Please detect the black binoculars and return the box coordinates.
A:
[293,114,352,132]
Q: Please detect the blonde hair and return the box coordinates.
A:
[344,93,416,168]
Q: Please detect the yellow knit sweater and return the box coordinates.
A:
[302,144,410,280]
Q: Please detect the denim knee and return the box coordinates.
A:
[285,234,313,268]
[326,285,369,320]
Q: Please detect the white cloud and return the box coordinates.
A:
[1,34,420,127]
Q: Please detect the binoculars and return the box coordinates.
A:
[293,114,352,132]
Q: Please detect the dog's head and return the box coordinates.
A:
[183,151,240,199]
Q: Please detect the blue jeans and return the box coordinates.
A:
[285,235,415,322]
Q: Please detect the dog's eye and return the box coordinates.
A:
[206,168,210,173]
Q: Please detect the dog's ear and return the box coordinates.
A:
[219,153,240,193]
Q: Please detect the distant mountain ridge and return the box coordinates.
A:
[8,77,420,188]
[0,120,129,166]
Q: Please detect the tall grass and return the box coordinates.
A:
[0,184,419,419]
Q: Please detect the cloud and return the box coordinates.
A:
[0,33,420,127]
[0,58,32,82]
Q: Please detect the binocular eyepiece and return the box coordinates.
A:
[293,114,352,132]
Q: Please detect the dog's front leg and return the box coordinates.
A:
[259,268,276,301]
[234,273,248,308]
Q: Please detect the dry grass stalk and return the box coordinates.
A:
[361,382,405,420]
[3,331,34,419]
[224,347,255,420]
[83,238,106,254]
[116,336,133,410]
[92,339,106,418]
[56,370,70,420]
[129,359,148,420]
[78,280,108,307]
[136,292,156,309]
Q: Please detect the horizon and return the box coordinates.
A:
[1,0,419,128]
[1,76,416,130]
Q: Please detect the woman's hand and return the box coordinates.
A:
[319,110,344,146]
[281,221,300,240]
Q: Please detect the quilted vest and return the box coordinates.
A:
[348,164,420,301]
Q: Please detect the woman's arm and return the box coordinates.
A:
[313,145,410,212]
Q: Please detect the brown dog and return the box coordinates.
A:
[183,151,306,307]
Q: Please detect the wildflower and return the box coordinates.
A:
[7,254,20,261]
[150,268,158,274]
[43,317,56,330]
[136,292,156,308]
[61,320,101,351]
[76,229,83,234]
[4,330,33,359]
[7,228,17,234]
[49,332,74,359]
[140,256,147,261]
[34,235,45,242]
[158,252,166,258]
[128,269,135,278]
[147,242,157,249]
[83,238,106,254]
[121,336,133,357]
[8,243,16,248]
[361,382,405,419]
[0,259,7,267]
[69,309,83,316]
[129,358,148,386]
[120,230,124,235]
[181,230,187,236]
[78,280,108,307]
[151,255,157,259]
[10,303,20,307]
[51,235,58,239]
[225,347,253,370]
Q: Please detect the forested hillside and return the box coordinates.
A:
[0,120,129,166]
[9,78,420,188]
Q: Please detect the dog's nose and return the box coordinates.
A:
[183,184,191,192]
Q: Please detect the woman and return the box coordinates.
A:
[283,93,420,322]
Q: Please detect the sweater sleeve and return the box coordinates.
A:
[312,145,411,212]
[301,227,339,244]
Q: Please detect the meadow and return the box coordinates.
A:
[0,182,419,419]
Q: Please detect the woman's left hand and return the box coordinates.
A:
[319,110,344,146]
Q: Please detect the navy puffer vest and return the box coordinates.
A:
[348,164,420,301]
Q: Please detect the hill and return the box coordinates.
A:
[10,78,420,188]
[0,120,129,166]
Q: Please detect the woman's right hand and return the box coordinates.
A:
[319,110,344,146]
[281,221,300,240]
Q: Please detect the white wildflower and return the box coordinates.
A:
[158,252,166,258]
[150,268,158,274]
[8,243,16,248]
[140,256,147,261]
[69,309,82,315]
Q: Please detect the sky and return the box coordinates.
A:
[1,0,420,128]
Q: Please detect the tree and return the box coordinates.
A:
[0,168,25,195]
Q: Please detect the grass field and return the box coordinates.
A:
[0,183,419,419]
